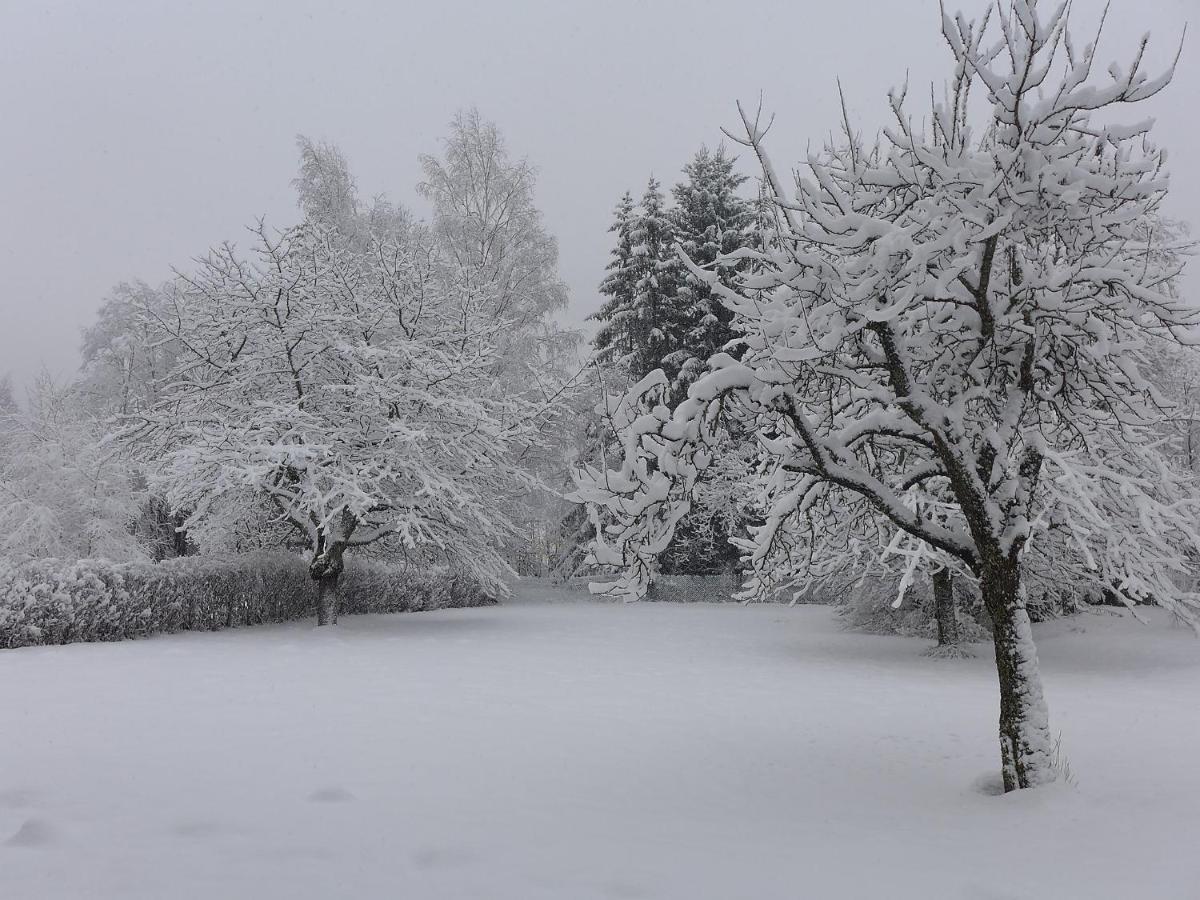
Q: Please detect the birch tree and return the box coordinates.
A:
[419,109,570,347]
[575,0,1200,791]
[419,111,580,567]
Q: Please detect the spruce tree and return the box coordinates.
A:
[667,146,753,395]
[591,191,638,376]
[585,164,755,576]
[659,149,754,574]
[627,176,682,388]
[585,166,753,578]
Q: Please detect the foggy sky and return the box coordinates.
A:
[1,0,1197,391]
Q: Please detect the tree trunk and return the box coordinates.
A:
[315,570,341,626]
[309,541,346,627]
[981,560,1055,792]
[171,512,190,558]
[933,568,961,647]
[309,510,358,626]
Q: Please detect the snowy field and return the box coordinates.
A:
[2,581,1198,900]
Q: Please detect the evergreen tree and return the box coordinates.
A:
[585,161,757,576]
[592,159,754,398]
[667,146,753,395]
[627,176,683,389]
[659,148,755,573]
[591,191,638,375]
[590,178,683,387]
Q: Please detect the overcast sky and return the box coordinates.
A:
[1,0,1196,390]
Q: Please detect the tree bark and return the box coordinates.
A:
[171,512,190,558]
[933,568,961,647]
[981,560,1055,792]
[308,510,359,626]
[309,540,347,627]
[315,570,341,626]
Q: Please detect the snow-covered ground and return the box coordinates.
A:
[2,580,1198,900]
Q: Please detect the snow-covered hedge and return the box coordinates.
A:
[0,552,494,649]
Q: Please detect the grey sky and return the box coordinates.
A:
[1,0,1196,390]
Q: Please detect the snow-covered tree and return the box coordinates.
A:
[668,146,754,392]
[419,108,570,340]
[575,1,1200,791]
[592,154,755,398]
[628,177,683,392]
[589,178,684,392]
[293,136,360,236]
[587,157,758,576]
[124,211,562,624]
[79,281,195,557]
[660,150,759,575]
[592,191,640,377]
[80,280,178,417]
[418,111,580,569]
[294,135,411,244]
[0,376,145,561]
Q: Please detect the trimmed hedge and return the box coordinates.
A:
[0,552,495,650]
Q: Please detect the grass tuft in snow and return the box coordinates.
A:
[1051,732,1078,788]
